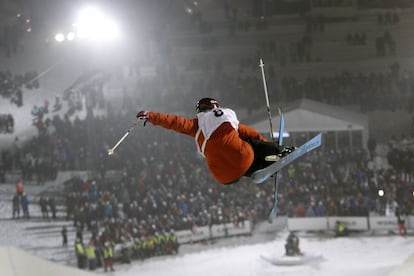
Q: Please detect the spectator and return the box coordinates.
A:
[75,239,87,269]
[103,241,115,272]
[39,196,49,219]
[76,226,84,244]
[306,204,316,217]
[21,192,29,218]
[395,206,407,236]
[12,193,20,219]
[49,197,57,219]
[85,240,97,271]
[62,226,68,247]
[335,221,348,237]
[315,201,327,216]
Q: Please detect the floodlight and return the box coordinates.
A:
[378,189,384,197]
[55,33,65,42]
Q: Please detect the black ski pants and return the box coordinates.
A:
[243,138,282,177]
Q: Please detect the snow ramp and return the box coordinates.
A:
[0,246,96,276]
[390,252,414,276]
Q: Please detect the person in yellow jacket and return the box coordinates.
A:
[142,237,155,258]
[85,241,97,271]
[75,239,86,269]
[153,233,163,256]
[103,242,115,272]
[132,238,143,259]
[166,231,179,254]
[335,220,348,237]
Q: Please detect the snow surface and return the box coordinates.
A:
[0,183,413,276]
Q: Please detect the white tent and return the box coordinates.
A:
[0,246,95,276]
[248,98,369,150]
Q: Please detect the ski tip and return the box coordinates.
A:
[315,133,323,146]
[252,177,265,185]
[267,208,277,223]
[251,171,267,184]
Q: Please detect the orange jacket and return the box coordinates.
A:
[147,112,267,184]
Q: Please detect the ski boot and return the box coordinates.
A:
[264,146,296,161]
[279,145,296,157]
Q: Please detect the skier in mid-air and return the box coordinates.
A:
[136,97,294,185]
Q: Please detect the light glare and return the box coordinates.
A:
[67,32,75,41]
[73,6,120,41]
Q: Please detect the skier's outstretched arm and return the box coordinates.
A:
[137,110,198,137]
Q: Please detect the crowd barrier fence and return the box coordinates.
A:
[288,216,413,232]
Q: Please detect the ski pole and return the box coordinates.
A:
[259,58,275,141]
[107,119,139,155]
[259,58,280,222]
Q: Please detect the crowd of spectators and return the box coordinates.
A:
[38,195,57,219]
[140,11,414,114]
[280,64,414,113]
[139,56,414,115]
[5,100,413,225]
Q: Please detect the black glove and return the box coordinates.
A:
[136,110,149,126]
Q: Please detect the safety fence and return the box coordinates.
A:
[112,221,252,260]
[175,220,252,244]
[111,216,409,261]
[287,216,414,232]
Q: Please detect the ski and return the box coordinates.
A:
[252,133,322,184]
